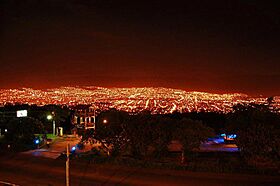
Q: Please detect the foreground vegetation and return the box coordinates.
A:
[1,99,279,175]
[79,100,280,174]
[0,104,71,152]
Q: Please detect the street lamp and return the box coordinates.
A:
[47,115,53,120]
[47,114,56,136]
[103,119,108,124]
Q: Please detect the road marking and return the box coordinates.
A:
[0,180,19,186]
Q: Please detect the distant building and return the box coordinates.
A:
[72,105,96,129]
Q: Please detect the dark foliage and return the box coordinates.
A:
[227,103,280,167]
[83,109,214,161]
[0,104,73,134]
[2,117,44,151]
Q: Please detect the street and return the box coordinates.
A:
[0,154,280,186]
[21,136,81,159]
[23,137,238,160]
[1,136,278,186]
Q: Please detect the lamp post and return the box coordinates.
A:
[66,143,70,186]
[102,119,110,156]
[47,114,56,136]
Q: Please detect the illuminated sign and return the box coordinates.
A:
[17,110,28,117]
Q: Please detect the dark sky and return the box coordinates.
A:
[0,0,279,96]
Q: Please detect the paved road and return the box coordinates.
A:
[0,154,279,186]
[199,143,238,152]
[22,136,237,160]
[21,136,80,159]
[169,140,238,152]
[21,135,101,159]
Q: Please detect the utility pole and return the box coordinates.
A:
[181,150,185,164]
[66,143,70,186]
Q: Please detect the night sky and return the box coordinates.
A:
[0,0,279,96]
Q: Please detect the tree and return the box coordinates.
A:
[93,109,128,156]
[227,103,280,166]
[174,118,214,164]
[41,105,72,133]
[151,116,174,158]
[123,112,154,159]
[4,117,44,151]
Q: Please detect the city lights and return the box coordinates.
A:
[0,87,279,114]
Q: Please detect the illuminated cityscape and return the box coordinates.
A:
[0,86,279,113]
[1,1,280,185]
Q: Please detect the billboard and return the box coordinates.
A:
[17,110,28,117]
